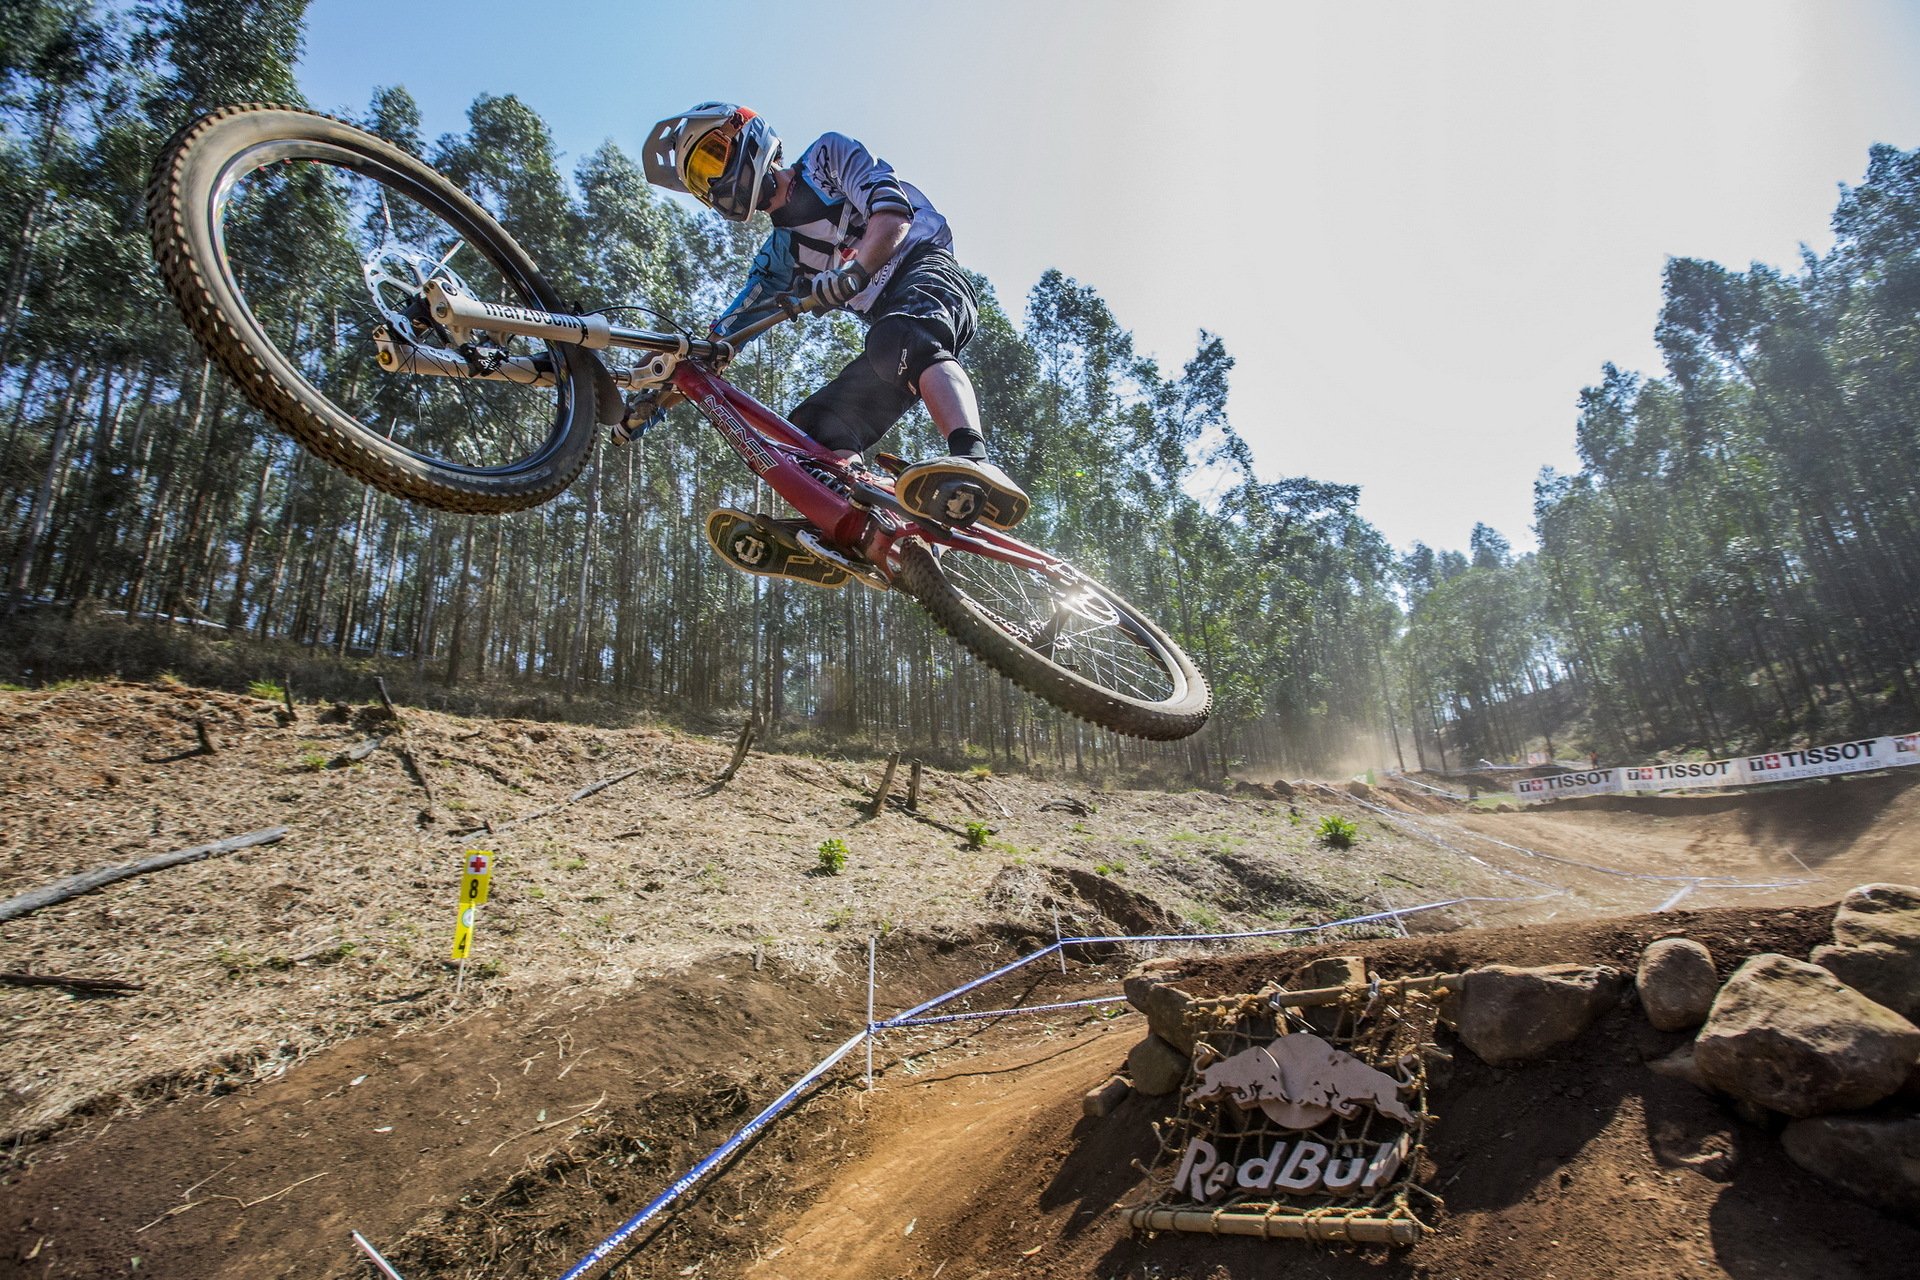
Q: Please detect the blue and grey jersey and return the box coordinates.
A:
[713,132,951,342]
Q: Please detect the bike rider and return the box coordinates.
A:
[629,102,1030,588]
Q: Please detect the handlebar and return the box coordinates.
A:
[712,292,823,350]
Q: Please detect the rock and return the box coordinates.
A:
[1268,778,1296,800]
[1123,963,1198,1054]
[1452,964,1626,1064]
[1637,937,1719,1031]
[1648,1043,1709,1090]
[1082,1074,1132,1118]
[1297,955,1366,1035]
[1782,1113,1920,1217]
[1126,1034,1190,1096]
[1693,953,1920,1117]
[1345,780,1374,800]
[1811,883,1920,1021]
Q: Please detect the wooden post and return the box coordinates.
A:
[194,719,217,755]
[718,717,758,782]
[281,674,296,722]
[375,675,400,721]
[907,759,923,811]
[866,750,901,817]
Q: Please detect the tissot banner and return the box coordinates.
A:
[1512,733,1919,800]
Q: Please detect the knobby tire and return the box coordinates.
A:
[147,104,598,513]
[892,537,1212,740]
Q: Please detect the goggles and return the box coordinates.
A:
[683,109,754,205]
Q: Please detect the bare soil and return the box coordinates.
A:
[2,680,1915,1279]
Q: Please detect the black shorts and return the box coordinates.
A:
[787,245,979,455]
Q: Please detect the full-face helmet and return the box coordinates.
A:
[643,102,782,222]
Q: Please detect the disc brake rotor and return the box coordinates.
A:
[362,239,480,345]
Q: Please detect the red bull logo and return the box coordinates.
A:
[1187,1031,1416,1128]
[1173,1131,1410,1200]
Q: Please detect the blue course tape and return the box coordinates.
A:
[884,993,1129,1030]
[552,1027,867,1280]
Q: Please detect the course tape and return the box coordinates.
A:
[552,1027,868,1280]
[552,893,1549,1279]
[885,993,1130,1030]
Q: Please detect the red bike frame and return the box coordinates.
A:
[670,361,1059,583]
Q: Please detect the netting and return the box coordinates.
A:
[1126,975,1447,1246]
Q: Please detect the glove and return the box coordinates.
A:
[613,385,682,445]
[809,259,872,309]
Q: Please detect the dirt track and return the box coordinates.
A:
[3,681,1917,1279]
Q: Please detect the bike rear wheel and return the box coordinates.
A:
[148,104,599,513]
[892,536,1211,740]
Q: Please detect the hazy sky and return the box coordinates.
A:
[297,0,1920,554]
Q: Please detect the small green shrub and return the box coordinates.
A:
[297,747,327,772]
[248,679,286,701]
[1316,815,1359,849]
[817,837,848,875]
[964,820,991,849]
[966,765,992,780]
[1094,861,1126,876]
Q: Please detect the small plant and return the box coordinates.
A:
[964,820,991,849]
[1093,861,1126,877]
[551,855,587,872]
[249,678,286,701]
[1316,815,1359,849]
[1188,905,1223,932]
[966,764,992,780]
[817,837,848,876]
[297,747,328,772]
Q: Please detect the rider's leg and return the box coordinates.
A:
[894,353,1029,529]
[917,360,986,458]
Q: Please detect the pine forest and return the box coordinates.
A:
[5,1,1919,778]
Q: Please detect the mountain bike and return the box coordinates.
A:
[146,105,1211,740]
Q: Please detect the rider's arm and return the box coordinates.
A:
[711,228,798,345]
[848,210,909,277]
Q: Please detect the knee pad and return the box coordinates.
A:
[864,314,950,394]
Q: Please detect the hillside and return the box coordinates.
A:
[1,680,1915,1279]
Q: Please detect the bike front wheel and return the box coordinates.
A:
[148,104,599,513]
[892,537,1212,740]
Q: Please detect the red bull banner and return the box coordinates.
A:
[1513,732,1919,801]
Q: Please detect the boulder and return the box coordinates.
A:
[1452,964,1626,1064]
[1126,1034,1191,1096]
[1648,1043,1709,1090]
[1811,883,1920,1021]
[1693,953,1920,1117]
[1082,1075,1132,1118]
[1122,961,1198,1054]
[1782,1113,1920,1217]
[1637,937,1719,1032]
[1296,955,1366,1036]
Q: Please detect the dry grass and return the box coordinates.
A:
[0,679,1520,1143]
